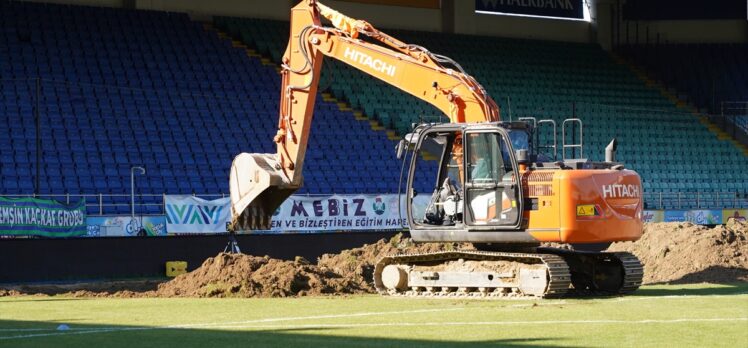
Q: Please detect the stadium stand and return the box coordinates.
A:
[0,1,422,215]
[617,43,748,112]
[1,1,746,215]
[214,16,748,210]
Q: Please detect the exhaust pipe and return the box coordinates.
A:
[229,153,299,231]
[605,138,617,163]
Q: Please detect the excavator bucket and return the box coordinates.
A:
[229,153,299,231]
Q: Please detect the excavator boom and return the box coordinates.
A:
[229,0,498,231]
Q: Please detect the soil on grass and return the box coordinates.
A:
[0,279,163,297]
[154,234,469,297]
[2,221,746,298]
[609,220,748,284]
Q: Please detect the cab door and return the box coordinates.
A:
[463,128,523,229]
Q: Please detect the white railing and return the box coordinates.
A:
[3,190,747,215]
[0,193,225,216]
[0,192,349,216]
[643,191,748,210]
[719,101,748,135]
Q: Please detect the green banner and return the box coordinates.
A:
[0,197,87,237]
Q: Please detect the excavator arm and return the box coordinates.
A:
[229,0,499,231]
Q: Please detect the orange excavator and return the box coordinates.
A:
[229,0,644,298]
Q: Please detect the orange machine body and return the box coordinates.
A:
[524,169,643,243]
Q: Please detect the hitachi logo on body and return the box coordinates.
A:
[602,184,640,199]
[344,47,396,77]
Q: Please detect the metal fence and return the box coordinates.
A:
[1,193,226,216]
[714,101,748,138]
[3,190,748,216]
[643,191,748,210]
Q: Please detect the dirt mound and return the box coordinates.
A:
[0,289,23,297]
[13,279,161,296]
[609,221,748,284]
[0,234,467,298]
[154,253,357,297]
[154,234,470,297]
[3,223,745,298]
[315,234,471,293]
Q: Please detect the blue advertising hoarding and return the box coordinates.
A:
[86,216,167,237]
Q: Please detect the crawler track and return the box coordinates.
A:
[373,249,643,299]
[538,248,643,296]
[374,250,571,298]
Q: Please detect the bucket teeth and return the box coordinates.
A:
[229,152,298,232]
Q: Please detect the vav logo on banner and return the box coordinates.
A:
[165,195,230,234]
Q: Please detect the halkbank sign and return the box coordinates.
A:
[476,0,584,19]
[0,197,87,237]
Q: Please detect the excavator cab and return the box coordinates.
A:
[400,122,539,244]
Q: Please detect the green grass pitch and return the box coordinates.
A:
[0,283,746,347]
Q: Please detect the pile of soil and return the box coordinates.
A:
[609,220,748,284]
[153,253,357,297]
[153,234,468,298]
[0,289,23,297]
[6,279,162,297]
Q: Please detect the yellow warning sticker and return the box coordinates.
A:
[576,204,597,217]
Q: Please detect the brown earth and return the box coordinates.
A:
[0,289,23,297]
[609,220,748,284]
[1,234,467,298]
[2,222,747,298]
[154,234,469,297]
[6,279,162,297]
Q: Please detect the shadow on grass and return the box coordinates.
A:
[662,266,748,285]
[0,320,573,348]
[634,281,748,297]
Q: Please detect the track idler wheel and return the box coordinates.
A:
[380,265,409,292]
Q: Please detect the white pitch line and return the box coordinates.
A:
[611,293,748,303]
[0,307,465,340]
[210,317,748,330]
[509,301,567,308]
[0,328,58,332]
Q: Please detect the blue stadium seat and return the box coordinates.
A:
[1,1,746,214]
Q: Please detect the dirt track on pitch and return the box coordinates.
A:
[2,221,746,298]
